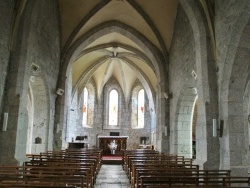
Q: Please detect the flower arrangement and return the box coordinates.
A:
[108,140,118,150]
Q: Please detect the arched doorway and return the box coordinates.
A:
[176,87,198,158]
[26,76,49,154]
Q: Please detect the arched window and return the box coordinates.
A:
[138,89,145,127]
[109,90,118,125]
[82,87,88,125]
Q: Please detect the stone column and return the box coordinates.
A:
[0,48,30,165]
[155,81,169,153]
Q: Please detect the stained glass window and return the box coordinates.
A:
[109,90,118,125]
[138,89,144,127]
[82,87,88,125]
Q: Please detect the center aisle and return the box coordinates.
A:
[95,164,130,188]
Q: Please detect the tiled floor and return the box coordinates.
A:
[95,164,131,188]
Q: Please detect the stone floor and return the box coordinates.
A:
[94,164,131,188]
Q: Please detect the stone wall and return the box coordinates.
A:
[170,1,221,169]
[0,0,15,119]
[22,0,60,154]
[215,0,250,174]
[68,77,151,150]
[0,0,60,164]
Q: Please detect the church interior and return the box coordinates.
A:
[0,0,250,187]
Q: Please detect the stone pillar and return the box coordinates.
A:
[155,81,169,153]
[0,49,30,165]
[195,102,220,170]
[53,96,66,150]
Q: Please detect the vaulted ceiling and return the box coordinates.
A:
[58,0,179,101]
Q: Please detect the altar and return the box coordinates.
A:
[98,136,128,156]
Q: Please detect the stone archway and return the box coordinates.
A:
[175,87,198,158]
[26,82,34,154]
[57,21,167,151]
[217,2,250,175]
[192,99,198,159]
[179,0,219,169]
[0,0,59,165]
[226,20,250,175]
[27,76,49,154]
[243,81,250,175]
[227,50,250,175]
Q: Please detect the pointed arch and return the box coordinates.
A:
[102,77,124,129]
[179,0,219,168]
[57,20,167,151]
[222,13,250,175]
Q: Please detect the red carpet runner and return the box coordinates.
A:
[102,156,122,160]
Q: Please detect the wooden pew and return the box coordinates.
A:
[127,158,192,176]
[130,162,199,184]
[146,186,229,188]
[25,149,103,187]
[0,166,90,188]
[122,151,194,184]
[125,154,189,176]
[123,150,250,188]
[0,172,84,188]
[24,161,94,187]
[123,150,159,168]
[2,149,104,188]
[130,163,199,188]
[0,184,76,187]
[29,154,99,173]
[134,168,231,188]
[139,175,250,187]
[44,148,102,164]
[28,149,102,173]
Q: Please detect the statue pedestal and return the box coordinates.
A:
[111,150,115,155]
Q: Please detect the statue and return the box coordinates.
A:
[108,140,118,154]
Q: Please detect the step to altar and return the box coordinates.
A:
[102,155,123,164]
